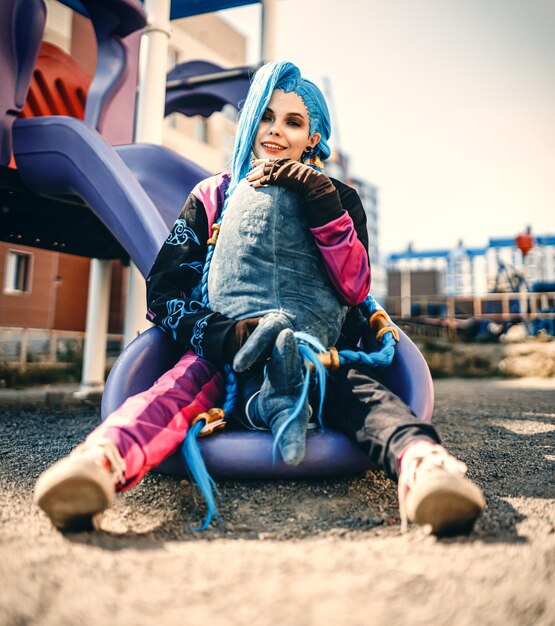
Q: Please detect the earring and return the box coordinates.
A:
[303,146,324,171]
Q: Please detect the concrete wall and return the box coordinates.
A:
[388,269,444,297]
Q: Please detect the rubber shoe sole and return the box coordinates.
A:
[408,474,485,536]
[34,457,115,531]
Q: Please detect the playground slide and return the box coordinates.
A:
[13,116,171,277]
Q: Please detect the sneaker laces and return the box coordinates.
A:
[73,439,127,487]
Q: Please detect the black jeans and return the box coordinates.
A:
[230,363,440,482]
[322,364,440,481]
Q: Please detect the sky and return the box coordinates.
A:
[220,0,554,256]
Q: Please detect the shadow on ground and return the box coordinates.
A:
[3,378,553,546]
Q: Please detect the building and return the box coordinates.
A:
[387,231,555,299]
[349,177,386,301]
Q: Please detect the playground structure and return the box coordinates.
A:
[1,0,434,478]
[386,231,555,342]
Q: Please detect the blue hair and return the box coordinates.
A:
[227,61,332,199]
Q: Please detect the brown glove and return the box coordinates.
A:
[257,158,336,201]
[222,317,261,363]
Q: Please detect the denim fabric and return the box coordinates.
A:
[248,327,310,465]
[322,365,441,480]
[208,180,348,348]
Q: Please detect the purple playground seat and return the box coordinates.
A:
[12,116,168,276]
[0,0,46,165]
[101,325,434,479]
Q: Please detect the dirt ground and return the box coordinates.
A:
[0,378,554,626]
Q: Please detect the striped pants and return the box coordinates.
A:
[85,350,223,490]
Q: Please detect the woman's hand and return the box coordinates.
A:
[246,158,335,201]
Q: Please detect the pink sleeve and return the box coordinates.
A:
[191,171,231,229]
[310,211,371,305]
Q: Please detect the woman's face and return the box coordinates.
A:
[253,89,321,162]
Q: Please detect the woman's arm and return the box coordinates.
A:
[146,188,259,367]
[308,179,371,306]
[248,159,371,305]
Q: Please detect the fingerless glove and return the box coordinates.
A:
[258,158,343,227]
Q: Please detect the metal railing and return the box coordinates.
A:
[0,327,123,370]
[385,292,555,339]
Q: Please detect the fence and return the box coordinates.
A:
[0,327,124,371]
[384,291,555,340]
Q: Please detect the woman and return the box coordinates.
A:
[34,62,484,536]
[202,64,369,466]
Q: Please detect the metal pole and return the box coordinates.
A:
[261,0,278,62]
[76,259,112,396]
[20,328,28,372]
[400,266,411,318]
[123,264,149,347]
[122,0,172,348]
[135,0,172,145]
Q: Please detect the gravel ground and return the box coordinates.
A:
[0,378,554,626]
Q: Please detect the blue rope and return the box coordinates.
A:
[359,294,379,318]
[199,203,239,421]
[181,363,237,531]
[295,332,327,429]
[183,205,236,530]
[338,333,396,368]
[271,358,312,463]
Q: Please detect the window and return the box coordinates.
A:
[4,250,32,294]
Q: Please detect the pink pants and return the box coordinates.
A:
[86,350,224,489]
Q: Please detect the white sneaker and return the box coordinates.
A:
[398,442,485,536]
[34,439,126,531]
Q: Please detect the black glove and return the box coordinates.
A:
[257,158,336,201]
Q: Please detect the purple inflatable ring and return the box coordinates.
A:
[101,326,433,478]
